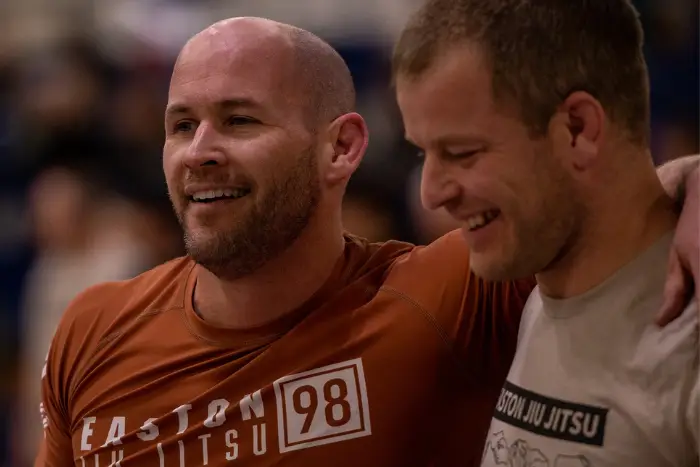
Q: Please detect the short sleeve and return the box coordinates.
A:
[34,336,74,467]
[453,274,535,382]
[33,282,112,467]
[419,231,534,382]
[386,230,535,385]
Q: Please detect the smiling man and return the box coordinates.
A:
[35,14,699,467]
[36,17,533,467]
[393,0,699,465]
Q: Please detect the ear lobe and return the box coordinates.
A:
[571,135,598,170]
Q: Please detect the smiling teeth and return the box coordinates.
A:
[192,188,247,201]
[466,210,498,231]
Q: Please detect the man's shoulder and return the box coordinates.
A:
[376,230,532,332]
[359,230,473,321]
[631,299,698,374]
[55,256,195,345]
[383,229,471,287]
[343,233,416,271]
[344,230,470,283]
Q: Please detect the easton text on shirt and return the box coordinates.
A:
[63,359,372,466]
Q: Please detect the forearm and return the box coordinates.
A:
[657,154,700,202]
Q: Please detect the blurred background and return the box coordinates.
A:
[0,0,697,464]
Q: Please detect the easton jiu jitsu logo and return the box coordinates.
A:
[60,358,372,466]
[493,381,608,446]
[480,381,607,467]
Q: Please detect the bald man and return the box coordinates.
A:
[36,17,698,467]
[35,18,529,467]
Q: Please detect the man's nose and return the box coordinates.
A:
[420,154,461,211]
[183,121,227,169]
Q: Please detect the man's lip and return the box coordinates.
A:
[184,185,251,197]
[448,208,501,221]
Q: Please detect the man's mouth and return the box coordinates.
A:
[465,209,500,231]
[189,188,251,203]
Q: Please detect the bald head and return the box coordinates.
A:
[178,17,355,130]
[285,25,357,128]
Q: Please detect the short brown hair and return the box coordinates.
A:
[393,0,650,146]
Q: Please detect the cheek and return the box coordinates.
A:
[162,146,182,182]
[504,181,543,225]
[503,170,565,240]
[161,153,186,205]
[460,172,518,210]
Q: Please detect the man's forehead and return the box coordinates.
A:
[175,39,286,77]
[171,25,298,96]
[166,73,301,122]
[397,50,498,143]
[399,91,495,150]
[178,19,293,68]
[165,97,265,118]
[170,49,295,107]
[171,48,270,85]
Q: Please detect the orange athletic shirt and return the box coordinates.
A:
[36,230,534,467]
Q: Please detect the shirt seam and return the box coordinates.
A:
[178,306,288,348]
[378,285,458,359]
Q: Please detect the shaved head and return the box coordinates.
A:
[178,17,355,130]
[285,26,356,128]
[164,17,367,279]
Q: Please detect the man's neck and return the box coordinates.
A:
[193,219,346,329]
[537,162,678,299]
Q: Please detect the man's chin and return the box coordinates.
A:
[190,254,267,281]
[183,216,244,239]
[468,252,518,281]
[187,244,237,277]
[184,233,267,280]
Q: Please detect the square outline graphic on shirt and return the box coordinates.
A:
[274,358,372,453]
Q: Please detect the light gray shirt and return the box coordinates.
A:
[480,233,699,467]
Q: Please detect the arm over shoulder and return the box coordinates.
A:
[436,232,533,382]
[453,270,534,382]
[386,230,535,384]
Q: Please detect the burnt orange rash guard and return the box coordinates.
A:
[36,230,534,467]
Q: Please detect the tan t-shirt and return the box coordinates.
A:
[480,233,699,467]
[35,231,534,467]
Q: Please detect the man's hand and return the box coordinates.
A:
[657,156,700,325]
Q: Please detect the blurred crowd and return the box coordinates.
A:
[0,0,697,465]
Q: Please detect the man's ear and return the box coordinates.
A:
[552,91,606,171]
[323,112,369,185]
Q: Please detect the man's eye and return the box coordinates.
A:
[173,121,195,133]
[445,149,479,160]
[226,116,258,126]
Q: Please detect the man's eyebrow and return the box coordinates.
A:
[164,103,190,117]
[165,98,264,117]
[218,98,263,111]
[404,133,486,148]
